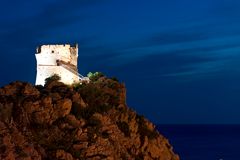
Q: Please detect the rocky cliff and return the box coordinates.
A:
[0,75,179,160]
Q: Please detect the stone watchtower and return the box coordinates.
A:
[35,44,85,86]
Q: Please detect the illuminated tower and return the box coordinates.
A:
[35,44,81,85]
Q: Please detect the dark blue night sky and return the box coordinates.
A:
[1,0,240,124]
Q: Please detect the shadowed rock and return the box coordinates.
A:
[0,76,179,160]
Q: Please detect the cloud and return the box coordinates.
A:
[83,29,240,81]
[71,23,240,82]
[104,49,217,80]
[0,0,107,47]
[147,31,208,46]
[1,0,240,85]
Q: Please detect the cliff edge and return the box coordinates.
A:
[0,74,179,160]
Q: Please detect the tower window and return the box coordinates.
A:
[52,50,54,53]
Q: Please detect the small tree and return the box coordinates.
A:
[87,72,104,81]
[45,74,61,84]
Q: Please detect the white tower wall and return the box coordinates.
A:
[35,44,80,86]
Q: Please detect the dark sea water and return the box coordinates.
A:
[157,125,240,160]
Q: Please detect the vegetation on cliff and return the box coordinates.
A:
[0,73,179,160]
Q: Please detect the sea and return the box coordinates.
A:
[157,125,240,160]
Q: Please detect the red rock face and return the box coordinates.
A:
[0,77,180,160]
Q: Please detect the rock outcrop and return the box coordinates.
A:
[0,76,179,160]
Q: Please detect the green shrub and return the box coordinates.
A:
[45,74,61,84]
[87,72,104,81]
